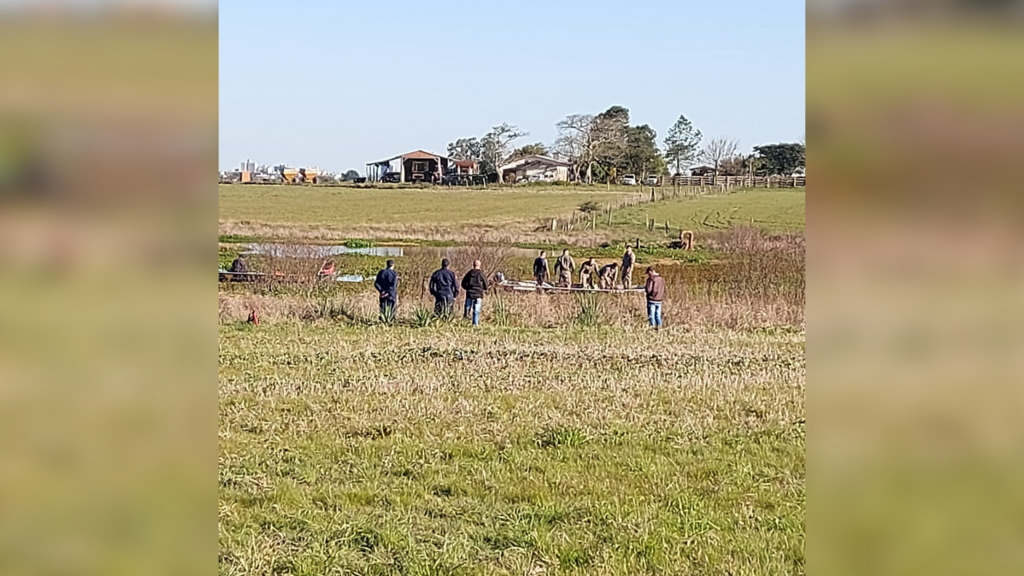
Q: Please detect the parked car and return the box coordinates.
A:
[381,172,401,184]
[645,175,660,186]
[621,174,637,186]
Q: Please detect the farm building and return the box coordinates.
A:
[452,159,478,175]
[689,165,716,176]
[366,150,451,183]
[498,155,570,183]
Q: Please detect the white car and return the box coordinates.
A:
[645,175,660,186]
[621,174,637,186]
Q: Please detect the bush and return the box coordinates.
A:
[344,238,374,249]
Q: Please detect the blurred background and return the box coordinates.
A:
[0,1,216,575]
[808,1,1024,575]
[2,0,1023,574]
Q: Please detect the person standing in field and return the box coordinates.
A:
[554,249,575,287]
[533,250,550,289]
[374,259,398,323]
[579,257,598,290]
[461,259,488,326]
[598,262,618,290]
[644,265,666,330]
[428,258,459,318]
[620,245,636,289]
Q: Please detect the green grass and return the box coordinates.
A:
[218,184,634,227]
[611,188,805,233]
[219,324,805,575]
[218,185,804,248]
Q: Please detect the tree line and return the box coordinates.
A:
[445,106,805,184]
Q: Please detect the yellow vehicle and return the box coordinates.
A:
[280,167,320,184]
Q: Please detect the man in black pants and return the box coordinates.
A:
[428,258,459,317]
[374,259,398,322]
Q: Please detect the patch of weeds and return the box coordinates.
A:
[535,426,589,448]
[574,293,602,327]
[344,238,374,249]
[412,306,434,328]
[557,546,594,569]
[347,423,394,439]
[492,294,511,327]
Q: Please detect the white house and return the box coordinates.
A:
[498,155,571,183]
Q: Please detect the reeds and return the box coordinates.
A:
[219,228,804,330]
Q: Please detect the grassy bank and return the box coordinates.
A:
[219,324,805,575]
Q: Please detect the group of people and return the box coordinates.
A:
[533,246,637,291]
[372,247,666,329]
[373,258,489,326]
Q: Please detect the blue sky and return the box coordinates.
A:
[219,0,804,172]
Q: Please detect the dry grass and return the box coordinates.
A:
[219,228,804,330]
[219,324,805,575]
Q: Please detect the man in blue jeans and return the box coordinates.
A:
[644,265,665,330]
[460,259,488,326]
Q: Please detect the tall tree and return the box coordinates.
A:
[753,143,805,176]
[622,124,662,178]
[446,137,482,161]
[480,123,526,180]
[663,115,702,176]
[507,142,548,162]
[554,113,596,183]
[699,137,740,175]
[594,105,630,171]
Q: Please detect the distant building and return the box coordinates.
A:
[365,150,451,183]
[452,159,478,175]
[498,155,570,183]
[689,165,716,176]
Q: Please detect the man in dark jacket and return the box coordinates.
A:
[533,250,550,290]
[644,265,666,329]
[429,258,459,317]
[374,259,398,322]
[460,259,488,326]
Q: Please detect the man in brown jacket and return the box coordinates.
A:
[644,265,665,329]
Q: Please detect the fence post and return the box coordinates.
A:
[551,218,557,231]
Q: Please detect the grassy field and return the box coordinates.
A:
[218,185,634,227]
[611,189,805,233]
[219,323,805,575]
[218,184,804,246]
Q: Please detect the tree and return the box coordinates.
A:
[507,142,548,162]
[752,143,805,176]
[593,105,630,172]
[623,124,662,179]
[480,123,526,181]
[554,113,596,183]
[343,169,360,181]
[446,137,483,162]
[663,115,702,176]
[699,137,739,176]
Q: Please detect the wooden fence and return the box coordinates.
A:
[669,175,805,188]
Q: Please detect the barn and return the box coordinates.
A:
[366,150,451,183]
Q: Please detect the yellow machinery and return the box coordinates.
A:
[280,167,320,184]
